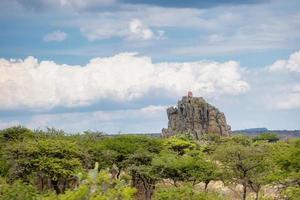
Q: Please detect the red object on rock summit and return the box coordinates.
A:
[188,91,193,97]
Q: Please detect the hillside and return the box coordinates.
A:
[233,128,300,138]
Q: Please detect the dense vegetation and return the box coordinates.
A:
[0,126,299,200]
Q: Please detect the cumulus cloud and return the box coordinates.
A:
[59,0,116,9]
[0,53,249,110]
[275,84,300,109]
[249,50,300,110]
[3,0,300,55]
[24,105,168,133]
[129,19,154,40]
[43,30,68,42]
[8,0,116,12]
[128,19,164,40]
[80,18,163,41]
[269,51,300,73]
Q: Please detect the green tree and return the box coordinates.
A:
[214,142,272,200]
[4,137,83,194]
[154,184,225,200]
[163,136,197,155]
[127,151,159,200]
[42,163,136,200]
[99,135,162,177]
[98,135,162,199]
[270,139,300,199]
[0,126,34,141]
[153,150,219,190]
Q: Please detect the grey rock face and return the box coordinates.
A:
[162,96,230,138]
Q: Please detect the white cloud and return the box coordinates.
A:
[67,0,299,50]
[59,0,115,8]
[128,19,154,40]
[79,17,127,40]
[9,0,116,12]
[25,105,168,133]
[0,53,249,110]
[70,6,215,41]
[79,17,163,41]
[274,84,300,110]
[240,51,300,111]
[43,30,68,42]
[3,0,300,55]
[269,51,300,73]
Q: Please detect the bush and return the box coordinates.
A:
[282,186,300,200]
[254,133,279,142]
[0,178,38,200]
[0,126,34,141]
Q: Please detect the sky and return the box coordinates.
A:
[0,0,300,133]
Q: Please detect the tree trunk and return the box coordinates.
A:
[132,173,146,200]
[242,183,247,200]
[249,183,260,200]
[174,180,178,187]
[144,185,154,200]
[255,191,259,200]
[132,172,154,200]
[116,169,121,179]
[204,180,210,192]
[51,180,60,194]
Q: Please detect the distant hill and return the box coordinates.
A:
[232,127,300,138]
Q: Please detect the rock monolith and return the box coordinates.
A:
[162,94,230,138]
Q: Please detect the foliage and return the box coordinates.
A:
[0,126,299,200]
[98,135,162,179]
[153,184,225,200]
[0,147,10,177]
[152,150,219,188]
[270,139,300,198]
[3,134,83,193]
[213,140,273,200]
[253,133,280,142]
[282,186,300,200]
[0,125,34,141]
[42,164,136,200]
[0,178,38,200]
[163,136,196,155]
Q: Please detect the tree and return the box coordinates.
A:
[270,139,300,199]
[214,142,272,200]
[163,136,197,156]
[4,137,83,194]
[127,151,159,200]
[41,163,136,200]
[153,183,225,200]
[187,153,220,191]
[153,150,219,190]
[0,126,34,141]
[97,135,162,200]
[99,135,162,178]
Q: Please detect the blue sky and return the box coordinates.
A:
[0,0,300,133]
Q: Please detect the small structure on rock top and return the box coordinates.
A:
[162,93,231,139]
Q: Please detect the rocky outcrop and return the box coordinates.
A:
[162,95,230,138]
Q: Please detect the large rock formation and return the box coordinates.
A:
[162,95,230,138]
